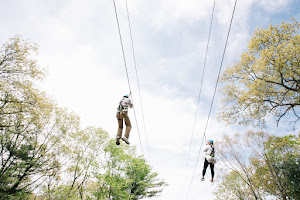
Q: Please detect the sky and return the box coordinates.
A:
[0,0,300,199]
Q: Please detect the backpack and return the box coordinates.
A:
[209,146,216,164]
[118,100,124,111]
[210,146,215,157]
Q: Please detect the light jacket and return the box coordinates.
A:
[204,144,214,162]
[117,97,133,112]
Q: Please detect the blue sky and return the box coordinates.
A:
[0,0,299,199]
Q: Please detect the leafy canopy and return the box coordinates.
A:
[0,35,167,200]
[215,131,300,200]
[219,19,300,127]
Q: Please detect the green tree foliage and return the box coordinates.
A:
[0,35,78,199]
[215,132,266,200]
[252,134,300,199]
[214,132,300,200]
[219,20,300,127]
[93,140,167,200]
[214,171,255,200]
[0,36,167,199]
[42,127,109,200]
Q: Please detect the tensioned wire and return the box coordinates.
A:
[112,0,144,156]
[112,0,149,197]
[185,0,238,199]
[124,0,151,163]
[185,0,216,179]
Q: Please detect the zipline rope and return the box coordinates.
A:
[112,0,144,156]
[185,0,238,199]
[125,0,151,162]
[112,0,148,197]
[185,0,216,177]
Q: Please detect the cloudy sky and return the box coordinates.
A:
[1,0,299,199]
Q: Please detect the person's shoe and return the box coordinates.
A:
[116,138,120,145]
[210,179,214,182]
[201,177,205,181]
[122,137,130,145]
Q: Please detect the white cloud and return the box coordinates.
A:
[127,0,213,29]
[257,0,294,13]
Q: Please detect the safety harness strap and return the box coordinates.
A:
[118,100,124,111]
[206,146,215,157]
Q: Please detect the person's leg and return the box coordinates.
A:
[202,158,209,180]
[124,113,132,139]
[210,163,215,182]
[116,112,124,145]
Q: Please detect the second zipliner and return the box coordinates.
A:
[201,140,215,182]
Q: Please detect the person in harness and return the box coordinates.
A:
[201,140,215,182]
[116,94,133,145]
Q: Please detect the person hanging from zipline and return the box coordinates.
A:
[201,140,215,182]
[116,94,133,145]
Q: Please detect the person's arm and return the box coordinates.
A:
[128,99,133,108]
[203,145,209,152]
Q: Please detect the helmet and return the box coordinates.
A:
[123,94,129,98]
[209,140,213,144]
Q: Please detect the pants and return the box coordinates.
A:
[116,111,131,139]
[202,158,214,178]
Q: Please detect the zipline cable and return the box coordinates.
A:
[185,0,238,199]
[121,1,153,197]
[124,0,151,162]
[112,0,144,156]
[112,1,146,196]
[185,0,216,177]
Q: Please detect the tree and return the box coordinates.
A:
[93,140,167,200]
[124,153,166,200]
[0,35,79,199]
[214,131,300,200]
[215,132,266,200]
[214,170,256,200]
[0,35,168,199]
[42,127,109,200]
[252,134,300,200]
[219,19,300,127]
